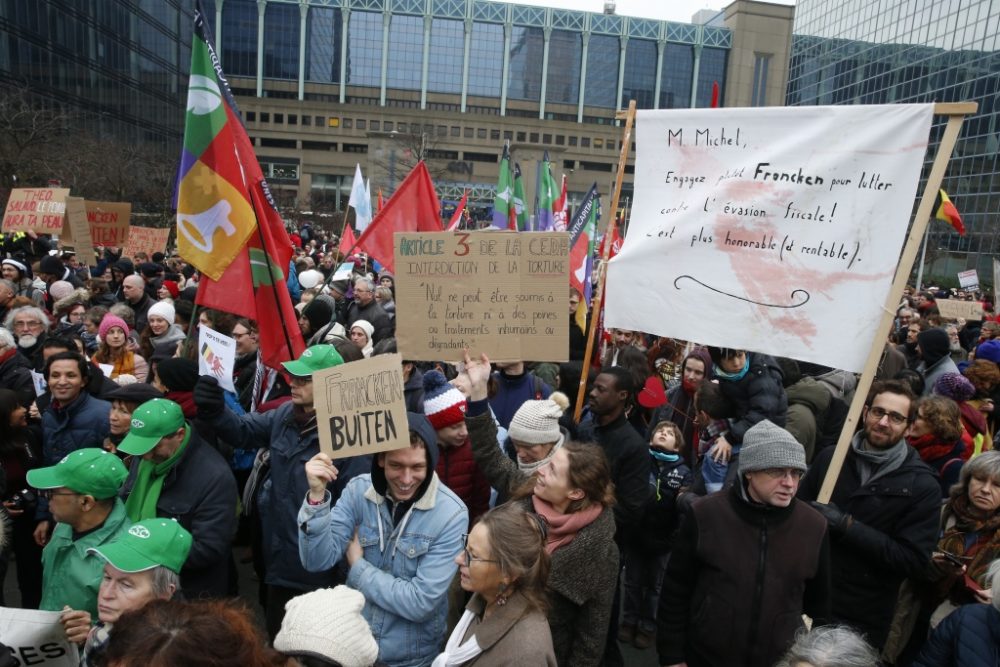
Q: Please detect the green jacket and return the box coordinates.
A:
[40,499,131,617]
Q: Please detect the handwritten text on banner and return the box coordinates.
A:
[605,104,934,373]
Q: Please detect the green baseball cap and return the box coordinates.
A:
[88,518,193,574]
[118,398,186,456]
[281,344,344,378]
[27,448,128,499]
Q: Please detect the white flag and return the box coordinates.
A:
[348,163,372,232]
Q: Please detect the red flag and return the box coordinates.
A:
[935,189,964,235]
[447,191,468,231]
[710,81,720,108]
[553,174,568,231]
[355,162,441,273]
[339,224,357,257]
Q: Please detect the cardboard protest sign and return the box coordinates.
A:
[312,353,408,460]
[936,299,983,321]
[198,326,236,392]
[61,196,95,263]
[2,188,70,233]
[958,269,979,290]
[85,201,131,246]
[606,104,934,373]
[394,231,570,362]
[0,607,77,667]
[122,225,170,259]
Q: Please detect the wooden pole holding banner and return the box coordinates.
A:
[574,100,637,423]
[818,101,978,503]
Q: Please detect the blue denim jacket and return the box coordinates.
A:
[299,473,467,667]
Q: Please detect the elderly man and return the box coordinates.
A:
[0,326,35,406]
[799,380,940,651]
[0,277,16,323]
[117,398,237,599]
[194,344,372,637]
[342,276,393,343]
[28,449,130,619]
[658,421,830,667]
[121,274,152,333]
[71,519,192,662]
[5,305,51,371]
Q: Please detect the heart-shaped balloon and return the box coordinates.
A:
[638,375,667,409]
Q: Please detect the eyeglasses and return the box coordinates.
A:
[13,320,43,330]
[759,468,805,480]
[40,489,79,500]
[868,406,909,425]
[461,534,498,567]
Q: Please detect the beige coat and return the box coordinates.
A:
[456,592,556,667]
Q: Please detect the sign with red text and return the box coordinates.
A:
[85,201,131,246]
[394,231,570,362]
[2,188,70,232]
[122,225,170,260]
[312,353,409,460]
[606,105,934,372]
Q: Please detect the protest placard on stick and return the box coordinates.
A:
[2,188,70,233]
[605,104,936,374]
[122,225,170,259]
[62,196,95,263]
[957,269,979,290]
[312,353,409,460]
[394,231,570,362]
[85,201,131,246]
[198,325,236,392]
[0,607,77,667]
[936,298,983,321]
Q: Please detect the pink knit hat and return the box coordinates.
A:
[99,314,130,340]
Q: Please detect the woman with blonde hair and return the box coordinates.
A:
[434,503,555,666]
[462,351,618,667]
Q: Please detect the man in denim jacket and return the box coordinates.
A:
[299,412,467,667]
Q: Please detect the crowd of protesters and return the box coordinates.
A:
[0,226,1000,667]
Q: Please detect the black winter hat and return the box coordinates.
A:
[302,295,335,332]
[38,255,64,276]
[105,383,165,406]
[155,358,199,392]
[916,328,950,367]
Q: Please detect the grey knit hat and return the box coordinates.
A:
[508,392,570,445]
[274,586,379,667]
[737,419,807,475]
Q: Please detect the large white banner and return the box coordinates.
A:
[606,104,934,372]
[0,607,77,667]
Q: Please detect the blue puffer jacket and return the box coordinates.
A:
[41,392,110,465]
[912,603,1000,667]
[299,414,468,667]
[213,401,371,590]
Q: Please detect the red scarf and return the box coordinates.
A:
[907,433,959,463]
[532,496,602,554]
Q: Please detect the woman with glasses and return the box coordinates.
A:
[433,503,555,666]
[461,351,618,667]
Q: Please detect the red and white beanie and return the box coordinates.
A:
[422,370,467,430]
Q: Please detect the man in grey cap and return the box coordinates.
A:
[657,419,831,667]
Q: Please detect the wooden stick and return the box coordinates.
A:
[574,100,637,423]
[817,103,977,503]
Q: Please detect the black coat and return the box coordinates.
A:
[797,442,941,649]
[577,412,650,544]
[717,353,787,444]
[0,349,36,406]
[658,486,831,667]
[342,299,393,344]
[913,602,1000,667]
[633,455,692,554]
[121,429,238,598]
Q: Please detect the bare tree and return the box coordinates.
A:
[369,127,451,195]
[0,84,73,192]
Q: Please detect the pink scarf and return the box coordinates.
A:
[532,495,603,554]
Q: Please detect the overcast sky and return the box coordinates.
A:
[505,0,795,23]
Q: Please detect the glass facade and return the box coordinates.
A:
[787,0,1000,278]
[622,38,658,109]
[346,10,382,88]
[0,0,189,144]
[306,6,342,83]
[428,18,464,94]
[545,30,582,106]
[584,34,621,108]
[468,22,504,98]
[221,0,257,78]
[660,43,693,108]
[386,14,423,91]
[264,2,300,80]
[507,26,544,102]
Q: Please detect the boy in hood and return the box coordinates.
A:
[299,412,468,667]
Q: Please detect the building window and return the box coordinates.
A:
[246,111,256,122]
[451,126,461,137]
[274,113,284,124]
[428,18,464,94]
[464,127,474,138]
[346,11,382,88]
[751,53,772,107]
[581,137,590,147]
[594,138,603,148]
[263,2,299,80]
[387,14,424,91]
[328,117,339,127]
[438,125,448,136]
[569,136,577,146]
[507,26,544,102]
[530,132,539,143]
[315,116,325,126]
[221,0,258,77]
[302,115,311,126]
[545,30,582,105]
[543,133,552,144]
[260,112,271,123]
[357,119,366,129]
[343,143,368,153]
[585,34,620,108]
[660,43,693,109]
[343,118,353,129]
[469,22,505,97]
[384,121,393,131]
[556,135,565,145]
[622,38,657,109]
[306,6,342,84]
[563,160,574,169]
[517,131,526,142]
[288,115,298,125]
[477,128,487,139]
[371,120,380,131]
[504,130,513,140]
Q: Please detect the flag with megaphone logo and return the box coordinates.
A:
[175,3,257,280]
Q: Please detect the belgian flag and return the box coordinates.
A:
[935,189,964,236]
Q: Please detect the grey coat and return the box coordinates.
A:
[467,405,619,667]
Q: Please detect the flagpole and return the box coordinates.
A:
[574,100,637,423]
[914,223,930,290]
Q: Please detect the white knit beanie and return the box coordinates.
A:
[147,300,175,325]
[274,586,379,667]
[508,392,570,444]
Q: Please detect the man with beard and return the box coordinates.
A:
[342,276,392,344]
[5,305,51,371]
[0,327,35,406]
[799,380,940,651]
[646,348,712,464]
